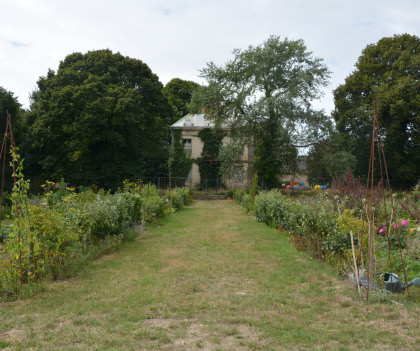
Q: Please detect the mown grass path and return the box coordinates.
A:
[1,200,419,350]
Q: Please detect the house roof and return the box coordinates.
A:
[170,113,227,129]
[171,114,212,129]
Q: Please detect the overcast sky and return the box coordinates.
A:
[1,0,419,113]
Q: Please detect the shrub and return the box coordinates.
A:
[169,188,191,209]
[1,177,191,300]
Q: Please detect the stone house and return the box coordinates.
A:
[170,113,253,189]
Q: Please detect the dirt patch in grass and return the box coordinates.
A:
[143,318,173,329]
[145,319,261,351]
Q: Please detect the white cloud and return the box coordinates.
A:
[0,0,419,112]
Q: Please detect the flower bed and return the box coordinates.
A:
[234,188,420,282]
[0,180,191,300]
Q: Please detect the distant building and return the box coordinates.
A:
[280,156,309,186]
[170,113,253,189]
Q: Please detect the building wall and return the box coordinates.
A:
[179,127,251,189]
[181,128,203,187]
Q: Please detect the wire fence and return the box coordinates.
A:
[142,177,226,194]
[20,175,416,196]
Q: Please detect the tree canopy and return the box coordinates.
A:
[189,36,330,188]
[333,34,420,188]
[0,86,24,142]
[163,78,199,124]
[25,50,172,189]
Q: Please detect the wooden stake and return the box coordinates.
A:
[350,231,361,297]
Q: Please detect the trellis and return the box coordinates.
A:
[360,99,408,300]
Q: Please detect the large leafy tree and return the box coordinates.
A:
[189,36,330,188]
[163,78,199,124]
[333,34,420,188]
[306,130,357,183]
[197,129,224,181]
[25,50,172,189]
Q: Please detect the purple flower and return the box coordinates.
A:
[394,224,400,229]
[401,220,408,226]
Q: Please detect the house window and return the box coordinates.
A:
[232,166,244,183]
[183,139,192,155]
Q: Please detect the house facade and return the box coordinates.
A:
[170,113,252,189]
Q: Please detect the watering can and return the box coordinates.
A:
[359,273,420,293]
[381,273,420,293]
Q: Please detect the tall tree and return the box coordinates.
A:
[169,130,193,180]
[189,36,330,188]
[333,34,420,188]
[196,129,224,181]
[306,131,356,183]
[163,78,199,124]
[26,50,172,189]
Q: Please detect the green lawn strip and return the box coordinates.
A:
[0,200,419,350]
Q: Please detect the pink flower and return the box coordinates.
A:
[394,224,400,229]
[379,228,385,234]
[401,220,408,226]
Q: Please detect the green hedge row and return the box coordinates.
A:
[234,189,420,280]
[0,183,191,300]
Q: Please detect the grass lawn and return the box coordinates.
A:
[0,200,419,350]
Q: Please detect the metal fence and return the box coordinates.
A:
[142,177,226,194]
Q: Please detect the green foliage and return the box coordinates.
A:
[218,138,246,182]
[190,36,330,188]
[251,187,420,279]
[196,129,224,181]
[0,86,24,142]
[24,50,172,190]
[306,139,334,183]
[333,34,420,188]
[249,172,259,208]
[163,78,199,123]
[322,151,356,180]
[169,187,192,209]
[169,130,193,180]
[140,184,167,221]
[322,210,364,255]
[0,88,26,192]
[233,189,254,212]
[0,172,191,299]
